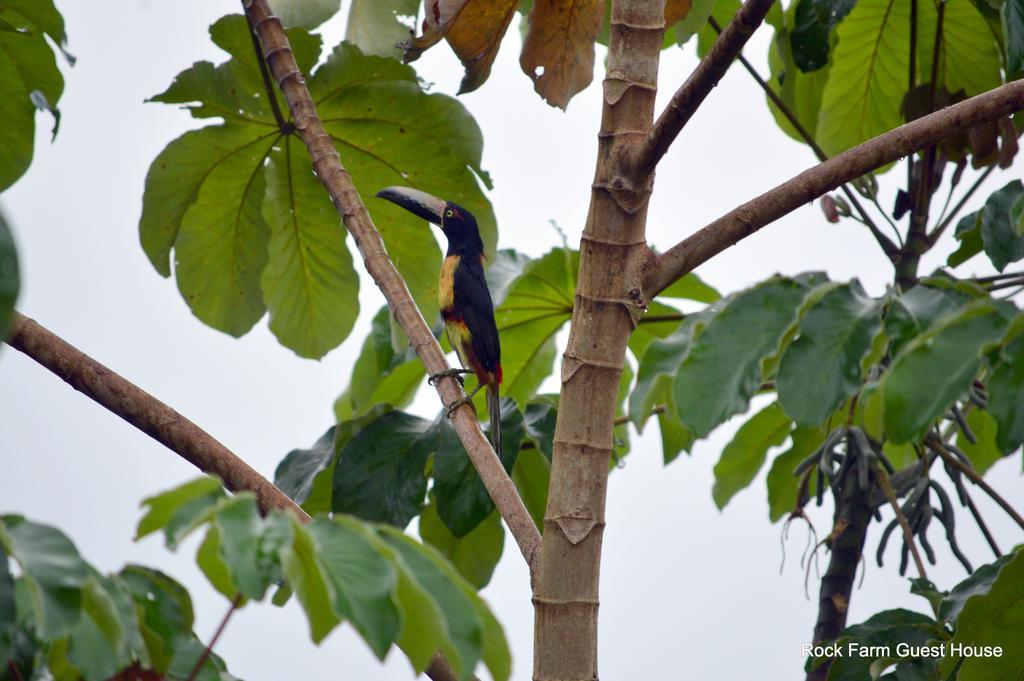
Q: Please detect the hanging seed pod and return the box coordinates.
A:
[950,405,976,444]
[918,505,937,565]
[877,517,900,567]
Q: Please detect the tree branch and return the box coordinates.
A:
[5,312,310,519]
[239,0,541,570]
[635,0,776,173]
[712,18,900,258]
[645,79,1024,297]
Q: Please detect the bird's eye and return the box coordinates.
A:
[445,209,454,218]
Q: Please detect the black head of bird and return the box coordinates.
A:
[375,186,484,256]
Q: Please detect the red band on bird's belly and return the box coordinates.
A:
[496,365,503,384]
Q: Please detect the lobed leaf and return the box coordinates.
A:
[777,281,884,426]
[883,300,1013,443]
[712,403,792,509]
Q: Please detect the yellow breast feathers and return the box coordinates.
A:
[439,255,459,311]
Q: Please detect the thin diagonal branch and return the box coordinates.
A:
[5,312,310,520]
[645,79,1024,296]
[239,0,541,569]
[926,434,1024,531]
[636,0,776,173]
[713,18,900,258]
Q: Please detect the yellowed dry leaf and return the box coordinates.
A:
[445,0,520,93]
[664,0,693,26]
[405,0,472,59]
[520,0,605,110]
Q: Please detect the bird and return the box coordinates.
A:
[375,187,503,457]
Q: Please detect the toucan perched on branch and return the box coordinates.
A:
[376,187,503,456]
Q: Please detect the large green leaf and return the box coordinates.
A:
[712,403,792,509]
[117,565,195,672]
[311,42,496,325]
[765,426,825,522]
[979,180,1024,271]
[378,528,495,681]
[989,332,1024,454]
[0,210,18,341]
[261,137,360,358]
[331,410,432,527]
[419,504,504,589]
[279,518,339,643]
[0,516,88,641]
[492,248,576,405]
[0,8,64,192]
[940,553,1015,623]
[885,281,973,356]
[346,0,419,57]
[825,609,941,681]
[172,128,276,336]
[144,23,494,356]
[918,0,1002,98]
[657,272,720,303]
[273,425,337,507]
[308,517,400,659]
[955,409,1005,475]
[790,0,856,72]
[136,476,225,542]
[766,4,831,145]
[778,282,884,426]
[65,578,125,681]
[213,496,291,601]
[949,210,984,267]
[269,0,342,29]
[817,0,909,157]
[334,307,425,421]
[883,300,1012,443]
[629,311,711,430]
[673,276,816,438]
[1006,0,1024,75]
[947,549,1024,681]
[433,399,525,537]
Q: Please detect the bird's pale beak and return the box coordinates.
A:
[376,186,446,225]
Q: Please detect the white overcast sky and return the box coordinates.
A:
[2,2,1023,680]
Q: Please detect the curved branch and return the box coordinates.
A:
[6,312,310,520]
[645,79,1024,296]
[239,0,541,569]
[636,0,776,173]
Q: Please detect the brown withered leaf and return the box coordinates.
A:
[403,0,471,61]
[446,0,520,93]
[520,0,606,110]
[664,0,693,26]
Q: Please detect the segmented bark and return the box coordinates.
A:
[807,465,872,681]
[532,1,665,679]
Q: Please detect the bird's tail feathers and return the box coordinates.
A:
[487,384,502,460]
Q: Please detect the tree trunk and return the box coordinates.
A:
[532,1,665,679]
[806,463,872,681]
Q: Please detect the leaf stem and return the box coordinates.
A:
[928,164,996,245]
[246,10,289,131]
[186,593,243,681]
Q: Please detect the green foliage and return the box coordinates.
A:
[777,282,884,426]
[346,0,419,57]
[978,181,1024,271]
[136,477,511,681]
[1007,0,1024,76]
[268,0,342,29]
[331,410,433,527]
[673,275,820,437]
[883,299,1012,443]
[822,608,942,680]
[0,0,66,193]
[434,399,525,536]
[0,211,18,341]
[766,425,825,521]
[420,505,504,589]
[141,18,494,358]
[790,0,856,72]
[0,515,236,681]
[988,333,1024,453]
[817,0,909,158]
[712,403,792,509]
